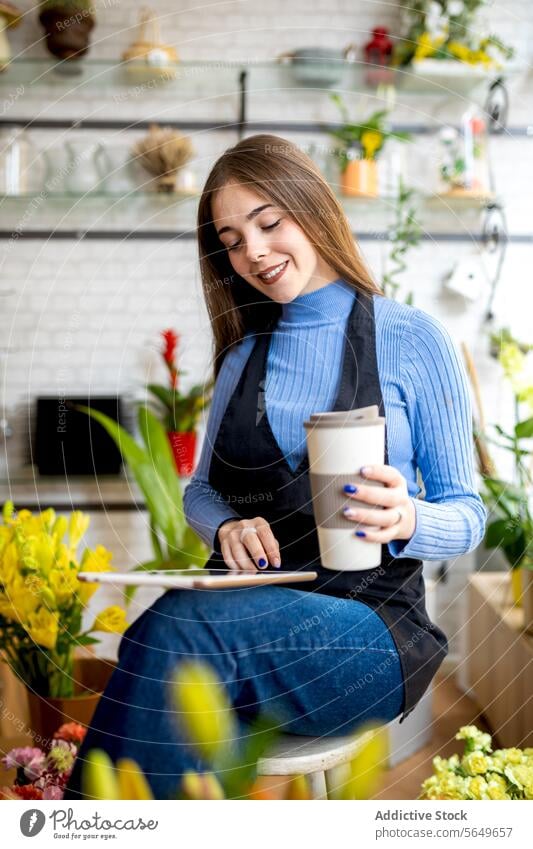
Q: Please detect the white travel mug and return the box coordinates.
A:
[304,413,385,571]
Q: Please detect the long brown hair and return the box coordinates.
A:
[197,134,382,379]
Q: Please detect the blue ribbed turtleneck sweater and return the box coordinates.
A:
[183,279,486,560]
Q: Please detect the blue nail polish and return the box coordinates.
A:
[343,484,358,494]
[355,531,366,538]
[258,558,267,568]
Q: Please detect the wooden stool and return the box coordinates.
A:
[257,728,375,799]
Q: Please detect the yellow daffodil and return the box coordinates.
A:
[26,606,59,650]
[78,544,114,603]
[90,605,127,635]
[172,661,237,762]
[361,130,382,160]
[68,511,90,552]
[82,750,153,800]
[48,565,79,606]
[1,503,120,698]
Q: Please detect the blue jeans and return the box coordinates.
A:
[65,586,404,799]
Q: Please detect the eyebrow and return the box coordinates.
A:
[216,204,273,237]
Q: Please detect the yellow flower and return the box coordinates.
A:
[48,565,79,606]
[78,545,114,603]
[2,500,14,523]
[487,782,510,800]
[414,31,446,61]
[466,776,489,799]
[448,41,470,61]
[26,606,59,650]
[52,515,68,543]
[172,661,237,762]
[500,747,523,765]
[0,539,20,585]
[361,130,382,160]
[90,605,127,635]
[499,342,525,381]
[463,752,490,775]
[455,725,492,753]
[32,534,56,575]
[82,750,153,800]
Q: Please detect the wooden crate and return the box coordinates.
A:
[468,573,533,748]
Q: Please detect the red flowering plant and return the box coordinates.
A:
[0,722,86,800]
[147,329,213,433]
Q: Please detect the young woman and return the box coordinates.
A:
[66,135,486,799]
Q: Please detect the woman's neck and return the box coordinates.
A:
[280,278,356,325]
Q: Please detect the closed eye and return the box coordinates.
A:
[226,218,282,251]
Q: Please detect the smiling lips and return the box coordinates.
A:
[256,260,289,284]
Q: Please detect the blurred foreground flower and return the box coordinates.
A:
[81,660,390,800]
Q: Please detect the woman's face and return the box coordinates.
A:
[211,181,338,302]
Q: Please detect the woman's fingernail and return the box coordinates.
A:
[355,530,366,538]
[360,466,371,476]
[258,558,268,568]
[273,558,281,568]
[343,507,356,517]
[343,484,358,494]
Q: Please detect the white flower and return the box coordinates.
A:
[426,3,449,40]
[448,1,465,16]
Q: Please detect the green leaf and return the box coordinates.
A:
[137,405,186,554]
[76,635,100,646]
[147,383,178,410]
[485,518,520,548]
[75,404,183,559]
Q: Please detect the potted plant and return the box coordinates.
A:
[146,329,213,477]
[328,94,410,198]
[392,1,514,75]
[38,0,95,61]
[464,334,533,630]
[0,502,127,740]
[76,403,210,589]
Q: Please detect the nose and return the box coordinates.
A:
[245,233,269,264]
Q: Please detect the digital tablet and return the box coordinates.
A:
[78,568,318,590]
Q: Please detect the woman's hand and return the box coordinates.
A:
[217,517,282,572]
[341,464,416,544]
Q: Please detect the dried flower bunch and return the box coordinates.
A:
[132,125,194,192]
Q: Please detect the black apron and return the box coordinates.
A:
[208,290,448,722]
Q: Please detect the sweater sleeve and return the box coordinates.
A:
[183,336,255,552]
[388,308,487,560]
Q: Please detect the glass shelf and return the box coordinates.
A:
[0,58,242,91]
[0,187,493,236]
[0,58,518,97]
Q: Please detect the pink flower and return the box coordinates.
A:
[43,785,64,800]
[2,747,46,781]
